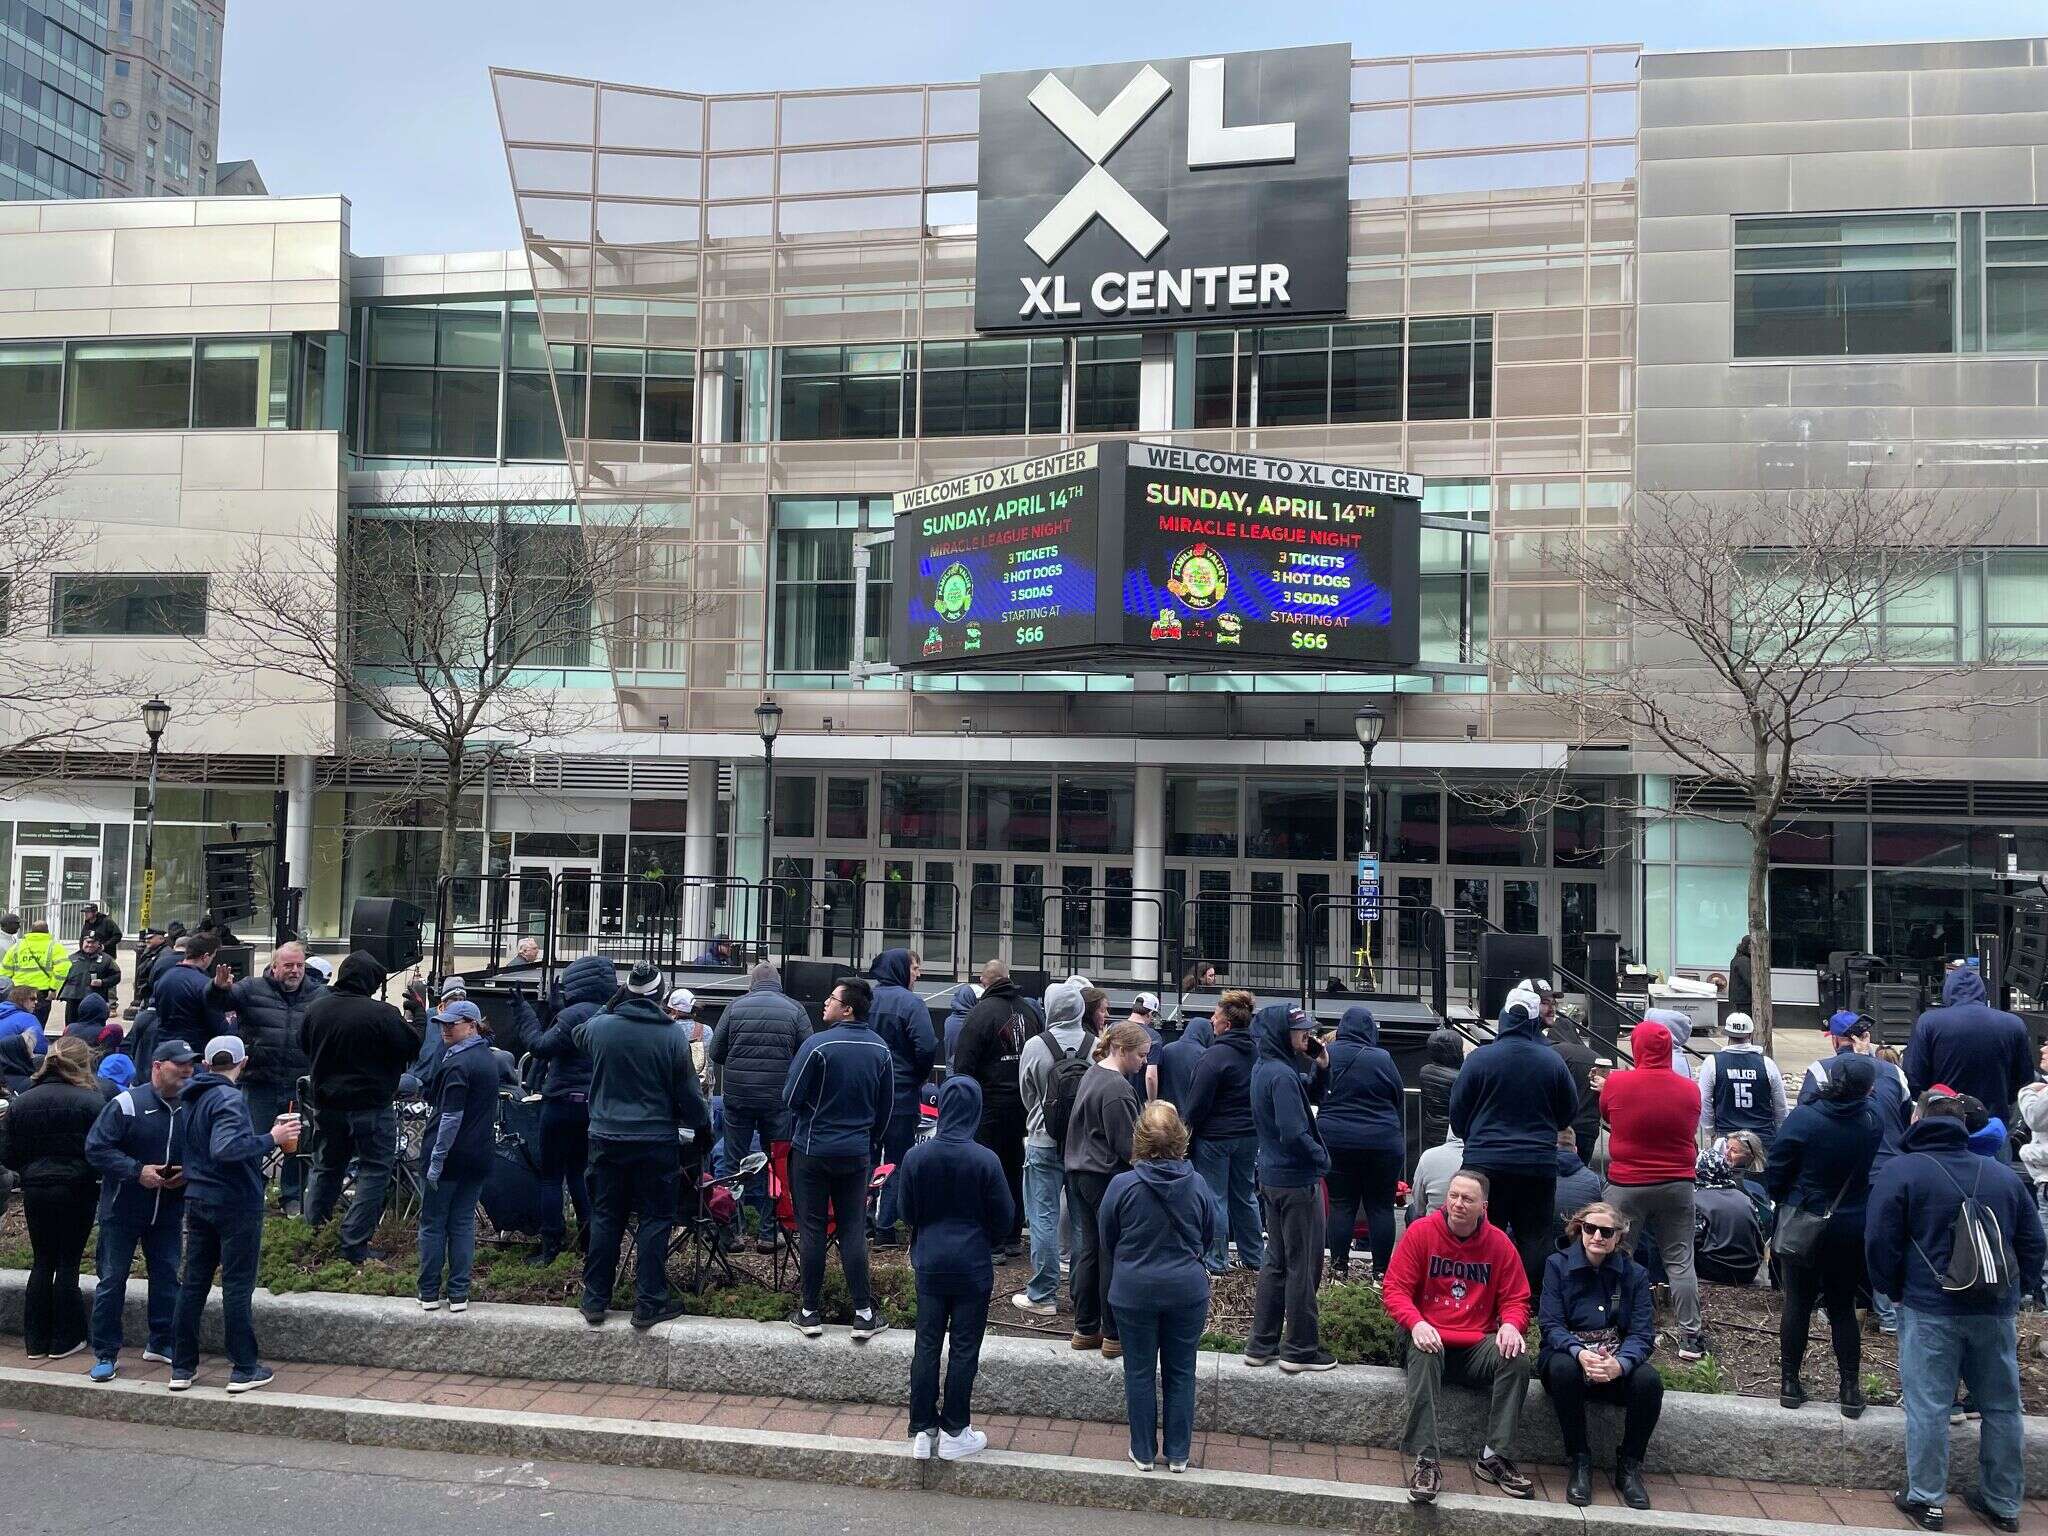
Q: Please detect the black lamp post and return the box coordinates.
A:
[1353,705,1385,857]
[138,699,170,929]
[754,697,783,950]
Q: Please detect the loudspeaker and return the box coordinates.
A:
[781,958,843,1011]
[215,944,254,984]
[1477,932,1552,1024]
[349,897,424,973]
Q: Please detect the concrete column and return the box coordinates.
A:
[1138,332,1173,433]
[1133,762,1165,985]
[683,756,720,947]
[283,755,316,893]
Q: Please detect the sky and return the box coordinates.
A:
[219,0,2048,256]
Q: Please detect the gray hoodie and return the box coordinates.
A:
[1644,1008,1697,1082]
[1020,979,1089,1150]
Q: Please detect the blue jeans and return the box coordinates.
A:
[91,1213,182,1361]
[242,1081,303,1204]
[1118,1299,1204,1466]
[417,1174,486,1303]
[874,1109,917,1235]
[1193,1135,1263,1272]
[721,1102,789,1225]
[172,1202,262,1376]
[1022,1143,1068,1305]
[1898,1306,2025,1518]
[1872,1289,1900,1332]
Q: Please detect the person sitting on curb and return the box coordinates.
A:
[1382,1167,1535,1505]
[83,1039,196,1381]
[1539,1200,1661,1509]
[895,1073,1012,1463]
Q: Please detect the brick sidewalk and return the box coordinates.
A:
[14,1348,2039,1532]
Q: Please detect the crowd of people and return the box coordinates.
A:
[1,912,2043,1527]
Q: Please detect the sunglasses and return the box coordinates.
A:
[1581,1222,1620,1239]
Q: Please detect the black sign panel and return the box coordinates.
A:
[974,45,1350,333]
[891,444,1421,670]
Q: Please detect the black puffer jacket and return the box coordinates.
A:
[710,970,811,1113]
[1418,1026,1464,1151]
[3,1078,103,1192]
[231,969,329,1090]
[530,954,614,1101]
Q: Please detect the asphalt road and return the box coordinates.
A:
[0,1406,1297,1535]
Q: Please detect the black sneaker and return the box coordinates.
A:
[1278,1350,1337,1374]
[1473,1451,1535,1499]
[580,1303,608,1328]
[630,1297,688,1331]
[1677,1330,1709,1362]
[1965,1492,2018,1534]
[791,1308,824,1338]
[1407,1455,1440,1505]
[1894,1491,1943,1531]
[850,1308,887,1342]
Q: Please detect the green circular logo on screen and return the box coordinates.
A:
[935,562,974,623]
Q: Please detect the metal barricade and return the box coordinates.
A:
[1037,883,1173,987]
[867,875,962,978]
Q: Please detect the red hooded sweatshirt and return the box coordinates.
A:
[1382,1207,1531,1347]
[1600,1021,1702,1185]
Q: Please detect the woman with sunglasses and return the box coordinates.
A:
[1537,1201,1662,1509]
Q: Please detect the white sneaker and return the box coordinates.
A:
[448,1300,468,1314]
[49,1342,86,1361]
[938,1427,988,1461]
[167,1376,193,1392]
[420,1299,442,1312]
[1010,1291,1056,1317]
[142,1350,172,1365]
[1169,1460,1188,1474]
[912,1431,935,1459]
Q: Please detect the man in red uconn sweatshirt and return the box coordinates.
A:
[1383,1168,1534,1505]
[1600,1020,1708,1362]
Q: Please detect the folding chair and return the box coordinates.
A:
[671,1151,766,1294]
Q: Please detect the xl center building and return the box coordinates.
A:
[4,37,2048,1009]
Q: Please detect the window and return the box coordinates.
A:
[52,575,206,637]
[505,305,582,460]
[192,337,290,428]
[778,345,913,439]
[769,499,890,676]
[969,776,1052,851]
[113,57,129,77]
[1057,775,1135,855]
[362,303,506,458]
[0,344,62,431]
[1986,550,2048,660]
[1165,777,1238,858]
[1178,319,1490,427]
[702,348,769,443]
[1248,779,1339,861]
[108,154,130,182]
[1733,215,1957,358]
[587,346,694,443]
[1073,335,1141,432]
[918,338,1060,437]
[164,80,195,114]
[1408,316,1493,419]
[168,0,198,75]
[1419,478,1490,666]
[1985,212,2048,352]
[163,121,191,182]
[67,339,192,429]
[883,774,963,850]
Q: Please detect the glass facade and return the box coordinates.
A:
[0,335,322,432]
[0,0,106,201]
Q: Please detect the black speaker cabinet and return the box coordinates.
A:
[348,897,425,973]
[1477,932,1553,1025]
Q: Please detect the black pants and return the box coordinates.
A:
[22,1183,93,1356]
[1540,1353,1664,1463]
[537,1097,591,1251]
[910,1285,989,1436]
[580,1137,680,1317]
[1325,1146,1402,1280]
[791,1149,872,1316]
[1781,1223,1863,1384]
[975,1102,1026,1247]
[1473,1165,1557,1299]
[1067,1169,1115,1340]
[1248,1182,1325,1364]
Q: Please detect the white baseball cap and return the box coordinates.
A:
[1723,1012,1755,1038]
[665,986,697,1016]
[1504,981,1544,1019]
[203,1034,247,1068]
[1133,992,1161,1015]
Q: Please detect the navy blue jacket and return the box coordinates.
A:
[1801,1050,1911,1176]
[1448,1002,1578,1169]
[177,1071,275,1213]
[152,961,228,1050]
[1182,1023,1254,1142]
[1318,1006,1405,1157]
[1867,1116,2046,1315]
[85,1078,186,1227]
[575,993,710,1143]
[868,949,937,1121]
[940,983,979,1068]
[1552,1146,1603,1242]
[1250,1003,1329,1189]
[782,1016,895,1159]
[1153,1015,1211,1114]
[1906,968,2034,1119]
[709,972,812,1114]
[1764,1054,1882,1233]
[895,1075,1014,1296]
[529,955,613,1101]
[1101,1155,1216,1316]
[424,1036,502,1183]
[1538,1244,1656,1373]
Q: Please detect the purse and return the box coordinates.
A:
[1773,1174,1852,1266]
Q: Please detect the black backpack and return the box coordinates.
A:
[1044,1033,1096,1154]
[1911,1155,2017,1305]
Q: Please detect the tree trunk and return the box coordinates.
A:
[434,756,465,976]
[1747,827,1773,1055]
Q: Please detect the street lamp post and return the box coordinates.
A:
[1353,706,1385,856]
[138,699,170,930]
[754,697,783,952]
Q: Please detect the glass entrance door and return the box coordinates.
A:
[1055,862,1135,981]
[12,848,99,937]
[1560,880,1599,980]
[515,860,600,954]
[967,860,1048,973]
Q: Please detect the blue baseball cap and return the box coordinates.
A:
[433,999,483,1027]
[1826,1010,1871,1037]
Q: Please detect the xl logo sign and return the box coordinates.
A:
[975,45,1349,334]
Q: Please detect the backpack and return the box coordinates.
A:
[1910,1155,2016,1304]
[1044,1033,1096,1154]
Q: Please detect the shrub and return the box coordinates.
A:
[1199,1330,1247,1354]
[1661,1354,1726,1395]
[1320,1281,1401,1367]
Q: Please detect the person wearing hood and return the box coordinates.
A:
[5,1036,105,1362]
[0,982,46,1055]
[1868,1091,2045,1534]
[1448,983,1578,1299]
[575,961,710,1330]
[1551,1125,1603,1246]
[693,935,739,968]
[1320,1005,1405,1281]
[1064,1020,1150,1354]
[895,1074,1012,1463]
[1152,1011,1211,1115]
[1765,1052,1881,1417]
[528,954,612,1264]
[1697,1012,1787,1150]
[708,960,811,1248]
[1543,1002,1603,1163]
[1012,977,1092,1316]
[94,1047,135,1098]
[866,947,938,1246]
[1102,1102,1215,1474]
[84,1039,196,1381]
[1246,1001,1334,1372]
[1600,1020,1708,1362]
[303,951,419,1264]
[1182,989,1262,1276]
[1418,1026,1464,1151]
[1906,964,2033,1130]
[1727,935,1754,1015]
[952,958,1032,1258]
[0,1026,37,1094]
[941,981,981,1068]
[64,991,112,1048]
[169,1035,299,1393]
[1640,1008,1696,1083]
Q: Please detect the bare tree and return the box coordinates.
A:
[1485,480,2042,1050]
[207,471,682,922]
